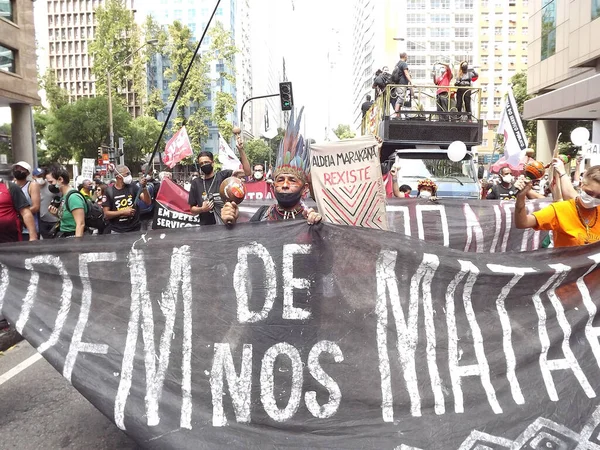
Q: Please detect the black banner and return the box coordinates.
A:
[1,223,599,449]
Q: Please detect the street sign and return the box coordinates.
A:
[107,163,116,172]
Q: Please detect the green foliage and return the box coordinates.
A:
[269,127,285,154]
[333,124,356,140]
[244,139,272,167]
[123,115,164,166]
[39,69,69,111]
[510,71,537,149]
[89,0,145,107]
[208,22,238,142]
[146,88,164,119]
[43,97,131,164]
[164,21,211,148]
[0,123,10,157]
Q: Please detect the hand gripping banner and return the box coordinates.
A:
[2,223,599,449]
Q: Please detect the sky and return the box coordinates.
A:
[282,0,354,141]
[1,0,355,142]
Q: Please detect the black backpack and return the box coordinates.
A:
[391,63,402,84]
[65,191,106,230]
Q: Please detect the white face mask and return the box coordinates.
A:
[579,191,600,209]
[122,175,133,185]
[420,191,432,199]
[254,171,264,180]
[35,178,46,185]
[502,175,513,184]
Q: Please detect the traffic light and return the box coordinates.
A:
[279,81,293,111]
[98,147,103,158]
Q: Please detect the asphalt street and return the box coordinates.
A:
[0,340,138,450]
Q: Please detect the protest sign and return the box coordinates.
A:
[1,223,600,449]
[311,136,388,230]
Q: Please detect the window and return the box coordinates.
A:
[430,41,450,51]
[188,9,196,18]
[0,44,16,73]
[493,97,502,107]
[174,9,182,20]
[455,13,473,23]
[431,27,450,38]
[407,27,426,37]
[430,0,450,9]
[455,0,474,7]
[407,0,426,9]
[411,69,427,79]
[541,0,556,60]
[406,13,426,23]
[411,55,427,65]
[455,42,473,52]
[407,41,426,51]
[430,13,450,23]
[188,23,196,34]
[455,27,472,37]
[593,0,600,20]
[495,27,502,35]
[0,0,13,22]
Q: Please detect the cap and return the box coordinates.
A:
[32,167,44,176]
[13,161,32,173]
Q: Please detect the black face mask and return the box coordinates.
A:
[13,170,28,181]
[48,183,60,194]
[275,190,303,208]
[461,65,468,71]
[200,164,213,175]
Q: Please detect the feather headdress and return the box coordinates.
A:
[274,107,310,183]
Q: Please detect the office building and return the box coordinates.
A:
[350,0,477,131]
[140,0,247,154]
[43,0,138,115]
[524,0,600,161]
[477,0,530,155]
[0,0,41,166]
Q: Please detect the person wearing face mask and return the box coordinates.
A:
[188,134,251,225]
[32,167,59,239]
[12,161,40,241]
[102,165,151,233]
[417,179,437,200]
[486,167,518,200]
[514,165,600,247]
[46,164,86,238]
[249,164,265,183]
[221,107,321,225]
[454,61,478,121]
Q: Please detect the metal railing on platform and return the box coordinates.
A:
[361,83,483,136]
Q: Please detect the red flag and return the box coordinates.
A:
[163,126,193,168]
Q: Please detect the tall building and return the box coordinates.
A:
[247,0,287,141]
[524,0,600,161]
[0,0,41,166]
[477,0,530,155]
[350,0,477,131]
[140,0,246,154]
[44,0,136,109]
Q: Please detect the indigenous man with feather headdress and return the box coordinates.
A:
[222,108,322,225]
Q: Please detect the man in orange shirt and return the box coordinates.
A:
[514,165,600,247]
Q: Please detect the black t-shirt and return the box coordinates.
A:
[394,60,410,85]
[102,184,142,232]
[361,101,373,116]
[486,183,518,200]
[188,170,233,225]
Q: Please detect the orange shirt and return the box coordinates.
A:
[532,199,600,247]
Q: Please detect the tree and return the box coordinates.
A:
[269,127,285,155]
[89,0,145,111]
[244,139,272,167]
[510,71,536,148]
[43,97,131,164]
[39,69,69,111]
[123,115,164,168]
[0,123,10,158]
[146,88,164,119]
[164,21,211,149]
[208,22,238,142]
[333,124,356,140]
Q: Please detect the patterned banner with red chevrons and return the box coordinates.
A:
[310,136,388,230]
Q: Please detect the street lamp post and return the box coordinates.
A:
[105,39,158,165]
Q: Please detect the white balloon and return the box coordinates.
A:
[448,140,467,162]
[571,127,590,147]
